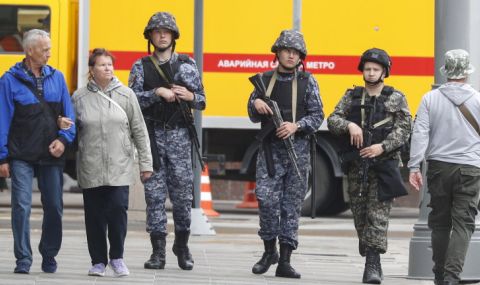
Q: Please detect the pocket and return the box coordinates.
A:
[460,167,480,196]
[121,131,133,158]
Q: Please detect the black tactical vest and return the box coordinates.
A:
[346,86,395,144]
[141,54,192,123]
[259,70,310,137]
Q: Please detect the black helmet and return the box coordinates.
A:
[358,48,391,77]
[143,12,180,40]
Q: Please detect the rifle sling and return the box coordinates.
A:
[373,116,393,129]
[149,56,170,83]
[459,104,480,136]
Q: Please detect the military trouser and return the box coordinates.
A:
[255,138,310,249]
[347,164,392,256]
[427,160,480,282]
[144,127,193,235]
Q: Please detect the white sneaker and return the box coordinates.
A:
[109,258,129,277]
[88,263,106,277]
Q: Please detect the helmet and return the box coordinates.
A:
[143,12,180,40]
[271,30,307,60]
[440,49,475,79]
[358,48,391,77]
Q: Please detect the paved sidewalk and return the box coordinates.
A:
[0,205,437,285]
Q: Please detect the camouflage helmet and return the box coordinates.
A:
[143,12,180,40]
[440,49,475,79]
[271,30,307,60]
[358,48,392,77]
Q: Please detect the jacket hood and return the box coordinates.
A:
[87,76,123,93]
[438,82,477,106]
[8,61,55,83]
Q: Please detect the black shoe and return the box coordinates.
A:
[252,239,279,274]
[144,234,166,269]
[42,256,57,273]
[275,244,301,279]
[172,230,194,270]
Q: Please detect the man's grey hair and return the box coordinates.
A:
[22,29,50,51]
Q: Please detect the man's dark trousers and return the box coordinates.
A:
[427,160,480,282]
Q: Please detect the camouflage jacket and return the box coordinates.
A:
[247,71,324,135]
[327,87,412,154]
[128,52,206,111]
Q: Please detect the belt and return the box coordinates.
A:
[154,121,188,130]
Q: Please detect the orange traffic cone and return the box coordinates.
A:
[236,181,259,208]
[201,165,220,217]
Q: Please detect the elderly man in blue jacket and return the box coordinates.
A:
[0,29,75,274]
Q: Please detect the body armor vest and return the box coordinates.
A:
[346,86,395,144]
[141,54,191,123]
[259,70,310,139]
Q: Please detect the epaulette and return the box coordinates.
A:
[177,54,192,63]
[351,86,364,98]
[381,85,394,95]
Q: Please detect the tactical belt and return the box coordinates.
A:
[144,115,187,130]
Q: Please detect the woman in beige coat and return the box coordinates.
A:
[72,48,152,277]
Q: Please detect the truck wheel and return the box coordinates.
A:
[301,149,348,216]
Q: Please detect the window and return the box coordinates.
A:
[0,5,50,53]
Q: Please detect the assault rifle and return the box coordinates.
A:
[249,74,304,185]
[358,97,376,194]
[157,61,205,171]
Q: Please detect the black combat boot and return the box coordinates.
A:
[144,234,166,269]
[275,243,301,279]
[362,248,381,284]
[252,239,279,274]
[376,253,383,280]
[172,230,194,270]
[433,270,444,285]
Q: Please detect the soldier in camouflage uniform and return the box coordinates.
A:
[327,48,411,284]
[128,12,206,271]
[409,49,480,285]
[247,30,324,279]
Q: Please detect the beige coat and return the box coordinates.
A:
[72,78,152,189]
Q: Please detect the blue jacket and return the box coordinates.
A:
[0,62,75,164]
